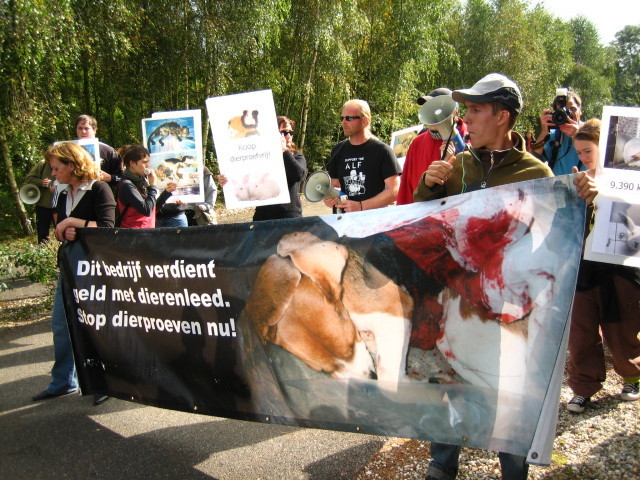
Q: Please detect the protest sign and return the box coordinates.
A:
[585,106,640,267]
[205,90,290,210]
[390,125,422,169]
[54,138,100,169]
[142,109,204,203]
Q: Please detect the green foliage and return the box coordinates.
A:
[613,25,640,107]
[0,0,633,237]
[0,240,59,293]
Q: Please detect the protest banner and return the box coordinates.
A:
[60,175,585,464]
[205,90,290,210]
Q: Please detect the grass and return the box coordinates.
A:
[0,230,56,330]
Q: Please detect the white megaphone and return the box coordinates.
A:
[418,95,459,141]
[304,170,341,202]
[19,184,41,204]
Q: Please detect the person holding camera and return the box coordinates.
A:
[532,88,585,175]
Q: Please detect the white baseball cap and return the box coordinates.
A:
[452,73,522,113]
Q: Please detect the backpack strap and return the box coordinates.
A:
[115,180,129,227]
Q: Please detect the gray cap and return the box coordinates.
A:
[417,87,453,106]
[452,73,522,113]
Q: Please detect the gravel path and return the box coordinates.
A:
[354,356,640,480]
[214,195,329,224]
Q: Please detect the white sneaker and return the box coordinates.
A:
[620,382,640,401]
[567,395,590,413]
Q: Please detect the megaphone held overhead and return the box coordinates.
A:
[304,170,341,202]
[19,184,41,204]
[418,95,458,141]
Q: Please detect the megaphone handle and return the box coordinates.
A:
[453,132,466,153]
[336,194,348,214]
[441,136,453,161]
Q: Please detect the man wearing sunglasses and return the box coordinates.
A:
[324,99,401,213]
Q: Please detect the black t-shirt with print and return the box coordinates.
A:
[327,138,401,201]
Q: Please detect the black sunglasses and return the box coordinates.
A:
[280,130,294,136]
[340,116,361,121]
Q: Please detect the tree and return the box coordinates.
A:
[613,25,640,107]
[0,0,78,234]
[563,16,614,119]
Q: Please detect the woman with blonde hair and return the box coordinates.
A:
[32,142,116,405]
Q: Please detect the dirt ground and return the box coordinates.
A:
[214,195,329,224]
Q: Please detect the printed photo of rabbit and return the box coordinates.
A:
[602,109,640,171]
[231,172,281,201]
[602,202,640,257]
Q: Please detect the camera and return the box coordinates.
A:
[551,88,573,126]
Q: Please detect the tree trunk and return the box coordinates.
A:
[299,40,319,151]
[0,129,33,235]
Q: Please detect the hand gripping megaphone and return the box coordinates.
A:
[19,184,41,204]
[304,170,341,202]
[418,95,466,155]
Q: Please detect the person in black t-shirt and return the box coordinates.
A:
[325,99,401,213]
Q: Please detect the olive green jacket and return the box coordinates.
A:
[25,160,54,208]
[413,131,553,202]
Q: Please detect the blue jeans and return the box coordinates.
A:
[156,212,188,228]
[428,442,529,480]
[46,276,79,394]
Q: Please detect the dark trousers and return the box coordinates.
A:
[568,276,640,397]
[35,206,56,243]
[428,442,529,480]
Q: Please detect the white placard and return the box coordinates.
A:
[205,90,290,210]
[141,109,204,203]
[390,124,423,170]
[54,138,101,169]
[584,105,640,267]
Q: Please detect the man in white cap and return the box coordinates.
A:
[415,73,554,202]
[413,73,597,479]
[396,88,468,205]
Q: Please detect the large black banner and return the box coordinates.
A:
[61,176,585,463]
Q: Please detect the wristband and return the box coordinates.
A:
[84,220,90,228]
[360,201,363,211]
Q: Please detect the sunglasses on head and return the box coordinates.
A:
[280,130,294,136]
[340,116,361,122]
